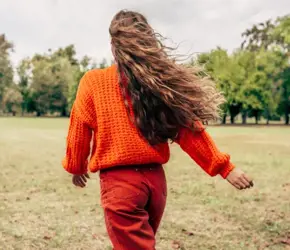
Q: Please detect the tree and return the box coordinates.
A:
[99,58,108,69]
[196,48,245,124]
[256,49,285,124]
[242,15,290,124]
[3,86,23,116]
[277,66,290,124]
[271,15,290,51]
[233,50,256,124]
[241,20,275,51]
[236,49,282,124]
[273,16,290,124]
[52,44,78,66]
[67,55,94,112]
[17,58,34,114]
[0,34,14,109]
[30,56,74,116]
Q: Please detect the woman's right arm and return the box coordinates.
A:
[62,72,96,176]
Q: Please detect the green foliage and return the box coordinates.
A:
[17,58,33,114]
[11,46,97,116]
[242,15,290,124]
[67,55,95,112]
[196,48,246,123]
[194,14,290,124]
[0,34,14,106]
[2,85,23,115]
[273,16,290,124]
[196,43,289,124]
[30,56,73,116]
[272,15,290,50]
[99,58,108,69]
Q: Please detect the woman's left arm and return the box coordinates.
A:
[175,126,234,179]
[175,124,253,189]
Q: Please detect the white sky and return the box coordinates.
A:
[1,0,290,66]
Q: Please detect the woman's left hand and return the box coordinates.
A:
[226,168,253,190]
[72,173,90,188]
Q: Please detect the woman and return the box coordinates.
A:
[63,10,253,250]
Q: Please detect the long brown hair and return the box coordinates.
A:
[110,10,225,145]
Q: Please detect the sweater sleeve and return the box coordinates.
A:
[62,73,96,175]
[175,124,235,179]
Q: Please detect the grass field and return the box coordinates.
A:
[0,118,289,250]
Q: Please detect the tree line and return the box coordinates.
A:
[0,14,289,124]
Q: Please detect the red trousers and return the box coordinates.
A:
[100,164,167,250]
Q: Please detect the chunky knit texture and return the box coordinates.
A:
[63,65,235,178]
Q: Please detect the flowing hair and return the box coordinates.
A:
[110,10,225,145]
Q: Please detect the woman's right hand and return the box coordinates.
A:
[226,168,253,190]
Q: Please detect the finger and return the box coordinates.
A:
[236,179,247,189]
[80,175,87,183]
[72,177,78,186]
[244,174,254,187]
[244,176,254,188]
[84,173,90,179]
[240,176,251,189]
[240,176,250,189]
[76,178,85,188]
[232,181,242,190]
[79,178,86,187]
[72,176,78,186]
[228,179,240,190]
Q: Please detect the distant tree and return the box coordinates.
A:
[67,55,93,112]
[241,19,275,51]
[30,56,73,116]
[0,34,14,108]
[273,16,290,124]
[17,58,34,115]
[242,15,290,124]
[233,50,256,124]
[196,48,245,124]
[52,44,78,66]
[3,85,23,116]
[99,58,108,69]
[277,65,290,125]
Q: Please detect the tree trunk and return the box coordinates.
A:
[12,111,16,116]
[242,112,247,124]
[228,103,241,125]
[265,108,270,125]
[61,109,67,117]
[255,114,259,124]
[21,102,26,116]
[266,112,270,125]
[286,113,289,125]
[222,114,227,124]
[36,111,41,117]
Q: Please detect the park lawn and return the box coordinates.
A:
[0,118,289,250]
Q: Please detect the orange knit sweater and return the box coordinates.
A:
[62,65,234,178]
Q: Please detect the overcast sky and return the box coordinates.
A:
[1,0,290,66]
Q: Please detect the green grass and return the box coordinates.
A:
[0,118,290,250]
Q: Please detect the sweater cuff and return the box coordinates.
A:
[219,162,235,179]
[62,158,88,175]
